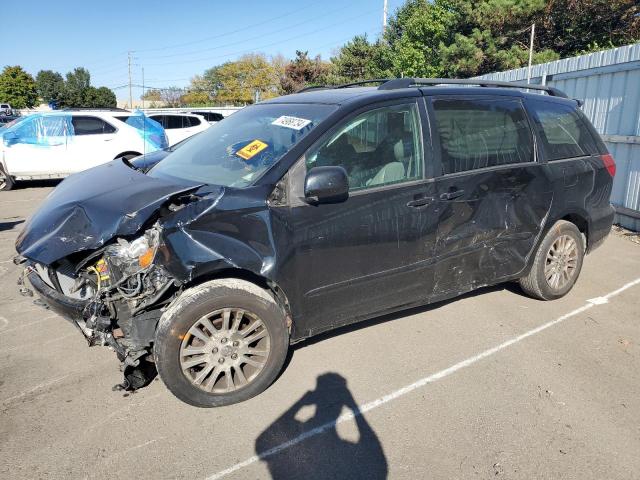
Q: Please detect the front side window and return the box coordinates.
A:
[305,103,423,191]
[149,103,337,187]
[528,101,596,161]
[432,98,534,175]
[8,115,70,145]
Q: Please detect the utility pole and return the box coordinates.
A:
[141,67,145,110]
[527,23,535,84]
[127,51,133,109]
[383,0,388,34]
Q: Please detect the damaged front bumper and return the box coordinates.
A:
[25,266,87,326]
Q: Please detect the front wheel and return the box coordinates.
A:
[0,165,15,191]
[519,220,584,300]
[154,279,289,407]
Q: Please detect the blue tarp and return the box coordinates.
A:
[2,111,167,152]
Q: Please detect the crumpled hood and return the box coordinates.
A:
[15,159,199,265]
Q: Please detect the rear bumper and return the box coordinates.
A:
[588,204,615,253]
[27,269,87,325]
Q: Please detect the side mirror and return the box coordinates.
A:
[3,131,18,147]
[304,166,349,204]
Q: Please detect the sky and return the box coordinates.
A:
[2,0,405,101]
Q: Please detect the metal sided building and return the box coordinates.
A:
[476,44,640,231]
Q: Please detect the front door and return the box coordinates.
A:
[3,115,69,177]
[426,95,552,297]
[282,101,440,337]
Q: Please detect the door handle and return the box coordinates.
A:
[406,196,434,208]
[440,189,465,201]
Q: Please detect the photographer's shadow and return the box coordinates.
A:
[255,373,388,479]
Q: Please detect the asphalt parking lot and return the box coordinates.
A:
[1,183,639,480]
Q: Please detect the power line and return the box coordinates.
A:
[118,28,381,93]
[137,4,359,61]
[143,10,379,67]
[132,0,321,54]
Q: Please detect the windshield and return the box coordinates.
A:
[148,103,337,187]
[0,116,28,130]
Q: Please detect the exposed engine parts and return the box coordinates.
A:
[19,225,178,391]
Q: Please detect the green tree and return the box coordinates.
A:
[35,70,65,104]
[391,3,458,77]
[83,86,116,108]
[361,0,639,79]
[63,67,91,106]
[330,35,393,83]
[0,66,38,108]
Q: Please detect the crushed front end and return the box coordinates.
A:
[18,224,177,391]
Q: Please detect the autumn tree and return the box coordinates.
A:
[280,50,331,94]
[193,54,284,105]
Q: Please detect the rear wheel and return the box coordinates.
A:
[0,165,15,191]
[519,220,584,300]
[154,279,289,407]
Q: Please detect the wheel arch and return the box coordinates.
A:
[559,211,590,251]
[114,151,142,160]
[185,267,294,334]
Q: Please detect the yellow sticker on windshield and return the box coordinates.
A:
[236,140,268,160]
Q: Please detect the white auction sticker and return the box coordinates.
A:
[271,115,312,130]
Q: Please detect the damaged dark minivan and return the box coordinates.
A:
[15,79,615,407]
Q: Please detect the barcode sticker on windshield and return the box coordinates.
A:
[272,115,312,130]
[236,139,268,160]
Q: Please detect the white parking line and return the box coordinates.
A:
[204,277,640,480]
[0,314,57,335]
[0,332,76,354]
[1,375,70,404]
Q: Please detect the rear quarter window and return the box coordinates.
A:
[528,101,597,161]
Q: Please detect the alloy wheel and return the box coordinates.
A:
[179,308,271,393]
[544,234,579,290]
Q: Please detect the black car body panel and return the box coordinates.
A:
[16,83,615,350]
[15,159,200,265]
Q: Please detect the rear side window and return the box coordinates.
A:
[166,115,186,129]
[184,116,201,127]
[148,115,166,128]
[431,98,533,175]
[528,101,596,161]
[71,116,116,135]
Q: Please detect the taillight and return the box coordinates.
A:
[601,153,616,177]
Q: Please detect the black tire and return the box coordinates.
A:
[519,220,584,300]
[154,279,289,407]
[0,165,15,191]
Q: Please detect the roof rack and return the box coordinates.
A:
[297,79,392,93]
[297,85,331,93]
[61,107,131,112]
[378,78,567,98]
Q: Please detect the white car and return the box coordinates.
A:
[147,113,210,146]
[0,110,168,190]
[0,103,12,116]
